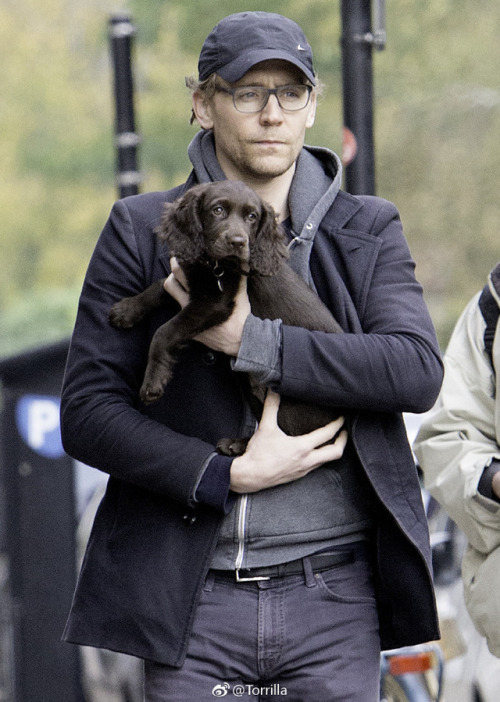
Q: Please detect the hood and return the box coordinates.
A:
[187,130,343,283]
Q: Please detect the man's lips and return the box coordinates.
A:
[254,140,286,147]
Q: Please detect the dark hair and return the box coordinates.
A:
[185,74,217,125]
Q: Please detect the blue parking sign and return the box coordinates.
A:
[16,395,65,459]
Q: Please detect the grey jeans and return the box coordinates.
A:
[144,545,380,702]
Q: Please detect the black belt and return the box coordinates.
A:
[211,549,355,583]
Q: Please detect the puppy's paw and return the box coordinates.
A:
[140,365,173,404]
[216,437,249,457]
[140,383,165,404]
[109,299,142,329]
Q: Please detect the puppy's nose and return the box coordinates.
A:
[228,234,248,250]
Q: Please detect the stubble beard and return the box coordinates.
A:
[229,143,299,184]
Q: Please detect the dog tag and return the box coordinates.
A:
[212,263,224,292]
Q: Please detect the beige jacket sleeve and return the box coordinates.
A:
[414,292,500,554]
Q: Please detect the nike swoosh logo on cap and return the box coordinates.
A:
[297,44,306,51]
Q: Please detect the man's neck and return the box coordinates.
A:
[249,171,294,222]
[219,162,295,222]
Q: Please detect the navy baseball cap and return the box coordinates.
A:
[198,12,316,85]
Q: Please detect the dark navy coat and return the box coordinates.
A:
[61,182,443,665]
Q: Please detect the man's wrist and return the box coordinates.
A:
[232,313,282,383]
[195,454,237,513]
[478,459,500,502]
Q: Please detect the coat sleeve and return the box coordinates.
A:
[414,294,500,554]
[60,197,231,509]
[237,198,443,414]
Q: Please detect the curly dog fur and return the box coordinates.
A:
[109,180,343,455]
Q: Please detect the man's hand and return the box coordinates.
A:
[230,390,348,493]
[164,257,250,356]
[492,471,500,500]
[163,257,190,306]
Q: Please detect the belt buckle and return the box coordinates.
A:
[235,569,271,582]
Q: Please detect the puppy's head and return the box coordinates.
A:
[158,181,289,275]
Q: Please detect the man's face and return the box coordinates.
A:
[193,60,317,184]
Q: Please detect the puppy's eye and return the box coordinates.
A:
[212,206,225,216]
[247,212,258,222]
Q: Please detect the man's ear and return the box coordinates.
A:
[192,91,214,130]
[305,91,317,129]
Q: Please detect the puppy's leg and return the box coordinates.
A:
[140,317,184,403]
[109,279,168,329]
[140,295,236,403]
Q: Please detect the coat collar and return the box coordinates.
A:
[311,191,382,332]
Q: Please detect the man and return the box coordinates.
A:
[415,262,500,659]
[61,12,443,701]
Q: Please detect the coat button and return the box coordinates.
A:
[183,513,197,526]
[202,350,216,365]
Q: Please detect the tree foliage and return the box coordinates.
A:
[2,0,500,355]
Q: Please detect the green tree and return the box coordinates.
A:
[3,0,500,355]
[0,0,116,354]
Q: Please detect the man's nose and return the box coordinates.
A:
[259,94,284,124]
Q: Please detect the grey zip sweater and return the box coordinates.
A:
[188,130,375,569]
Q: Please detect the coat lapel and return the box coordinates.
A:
[312,192,382,332]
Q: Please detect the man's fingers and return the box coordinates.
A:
[236,274,248,296]
[170,256,189,290]
[259,390,281,430]
[164,273,190,308]
[311,429,348,466]
[259,396,345,451]
[306,415,345,449]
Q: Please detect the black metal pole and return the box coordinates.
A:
[341,0,379,195]
[109,14,142,198]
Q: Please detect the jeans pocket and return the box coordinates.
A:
[315,559,376,604]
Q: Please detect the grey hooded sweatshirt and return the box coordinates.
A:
[188,130,375,569]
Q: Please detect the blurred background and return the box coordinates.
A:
[2,0,500,358]
[2,2,500,700]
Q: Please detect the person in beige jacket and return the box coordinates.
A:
[415,262,500,657]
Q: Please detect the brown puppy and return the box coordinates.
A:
[109,180,343,455]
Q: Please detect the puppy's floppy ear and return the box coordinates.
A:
[157,185,208,265]
[249,200,289,275]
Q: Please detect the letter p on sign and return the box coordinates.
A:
[16,395,65,459]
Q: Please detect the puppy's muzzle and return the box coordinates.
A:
[216,231,250,259]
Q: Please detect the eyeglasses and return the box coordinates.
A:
[215,84,313,114]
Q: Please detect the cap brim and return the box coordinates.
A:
[216,49,316,85]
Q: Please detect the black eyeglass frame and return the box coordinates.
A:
[214,84,313,114]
